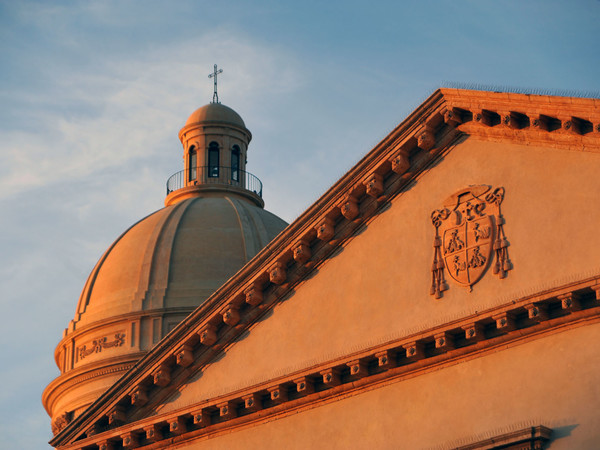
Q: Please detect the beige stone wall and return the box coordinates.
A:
[172,323,600,449]
[157,138,600,415]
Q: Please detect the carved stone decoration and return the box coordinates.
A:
[130,386,148,406]
[320,368,341,387]
[222,304,240,326]
[153,364,171,387]
[390,152,410,175]
[51,412,70,435]
[169,416,187,435]
[192,409,211,427]
[245,283,263,306]
[198,324,217,346]
[144,424,163,442]
[316,218,335,241]
[175,344,194,367]
[78,333,126,360]
[268,385,288,404]
[429,185,512,297]
[108,406,126,425]
[292,240,312,264]
[269,261,287,285]
[443,109,462,127]
[363,173,384,198]
[339,195,359,220]
[417,129,435,151]
[243,393,260,412]
[121,432,138,449]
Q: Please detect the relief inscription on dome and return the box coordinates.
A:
[430,185,512,298]
[78,333,126,360]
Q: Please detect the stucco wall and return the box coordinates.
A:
[158,137,600,415]
[173,322,600,449]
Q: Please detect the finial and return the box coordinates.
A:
[208,64,223,104]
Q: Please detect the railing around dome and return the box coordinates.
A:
[166,166,263,198]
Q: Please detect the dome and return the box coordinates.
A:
[75,194,286,330]
[43,194,286,426]
[184,103,246,129]
[44,95,285,434]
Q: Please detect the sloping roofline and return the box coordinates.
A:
[51,88,600,447]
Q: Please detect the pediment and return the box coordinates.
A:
[51,89,600,448]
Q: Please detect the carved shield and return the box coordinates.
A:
[441,209,493,287]
[430,185,511,298]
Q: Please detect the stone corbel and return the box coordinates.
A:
[269,261,287,285]
[51,413,70,435]
[493,312,516,331]
[558,292,582,311]
[169,416,187,435]
[316,217,336,242]
[221,304,241,326]
[462,323,485,341]
[390,151,410,175]
[524,303,548,322]
[121,432,138,449]
[192,409,211,427]
[320,368,341,387]
[153,364,171,387]
[499,111,519,129]
[363,173,384,198]
[86,423,102,438]
[417,127,436,151]
[293,376,314,394]
[434,332,454,350]
[175,344,194,367]
[98,441,115,450]
[339,195,360,220]
[403,341,424,359]
[218,401,237,420]
[375,350,395,369]
[473,109,492,126]
[591,285,600,301]
[130,386,148,406]
[347,360,367,378]
[561,117,582,134]
[268,385,288,404]
[443,108,463,127]
[244,283,264,306]
[243,393,260,412]
[292,240,312,264]
[144,424,163,442]
[107,406,126,426]
[198,323,217,346]
[531,114,550,131]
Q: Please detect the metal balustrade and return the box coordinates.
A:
[166,166,263,198]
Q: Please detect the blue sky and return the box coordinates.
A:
[0,0,598,447]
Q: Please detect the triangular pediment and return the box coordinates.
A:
[51,89,600,448]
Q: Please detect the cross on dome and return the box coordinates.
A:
[208,64,223,104]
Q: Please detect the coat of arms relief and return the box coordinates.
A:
[430,185,511,298]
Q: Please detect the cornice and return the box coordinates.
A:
[55,277,600,449]
[43,356,142,415]
[55,307,196,359]
[51,89,600,447]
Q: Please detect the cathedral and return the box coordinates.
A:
[44,85,600,449]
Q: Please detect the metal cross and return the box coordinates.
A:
[208,64,223,103]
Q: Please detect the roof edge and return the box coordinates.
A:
[52,88,600,446]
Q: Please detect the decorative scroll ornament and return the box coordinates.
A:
[430,185,511,298]
[52,412,70,435]
[78,333,126,360]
